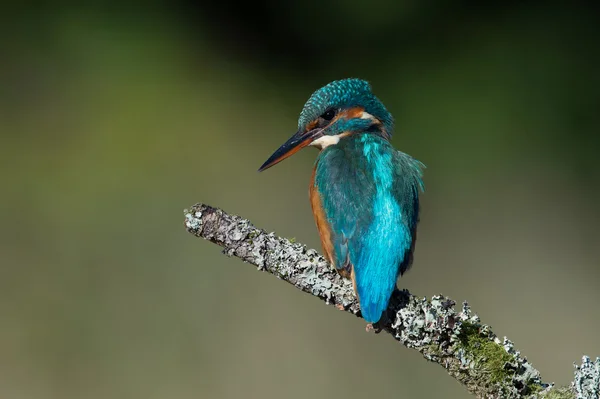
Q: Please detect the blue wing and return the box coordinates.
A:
[313,134,424,322]
[391,146,425,275]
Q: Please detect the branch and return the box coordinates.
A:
[184,203,599,399]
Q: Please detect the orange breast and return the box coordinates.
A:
[309,164,336,267]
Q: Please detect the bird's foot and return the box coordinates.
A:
[365,323,382,334]
[335,303,345,311]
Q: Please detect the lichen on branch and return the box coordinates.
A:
[184,203,599,399]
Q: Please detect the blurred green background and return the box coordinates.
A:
[1,2,599,398]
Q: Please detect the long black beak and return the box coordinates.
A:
[258,128,323,172]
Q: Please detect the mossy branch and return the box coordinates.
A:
[184,203,599,399]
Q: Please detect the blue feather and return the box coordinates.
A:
[314,133,424,322]
[352,135,410,322]
[298,79,394,136]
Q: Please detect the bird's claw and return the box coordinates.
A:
[365,322,383,334]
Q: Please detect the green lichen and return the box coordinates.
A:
[526,382,544,396]
[288,237,297,243]
[247,231,258,244]
[540,387,574,399]
[425,343,442,360]
[457,323,568,397]
[458,322,514,385]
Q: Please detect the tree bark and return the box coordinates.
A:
[184,203,599,399]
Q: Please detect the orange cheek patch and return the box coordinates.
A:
[305,120,318,132]
[341,107,388,138]
[329,107,365,125]
[343,106,365,119]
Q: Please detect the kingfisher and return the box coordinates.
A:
[258,78,425,324]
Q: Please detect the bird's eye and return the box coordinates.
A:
[320,109,336,121]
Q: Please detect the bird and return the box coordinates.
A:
[258,78,425,324]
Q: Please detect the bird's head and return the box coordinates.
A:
[258,78,394,171]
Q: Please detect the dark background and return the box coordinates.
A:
[1,2,599,398]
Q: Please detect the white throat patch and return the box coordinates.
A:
[360,111,375,120]
[309,134,341,149]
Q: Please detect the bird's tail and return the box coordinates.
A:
[353,258,398,323]
[357,285,395,323]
